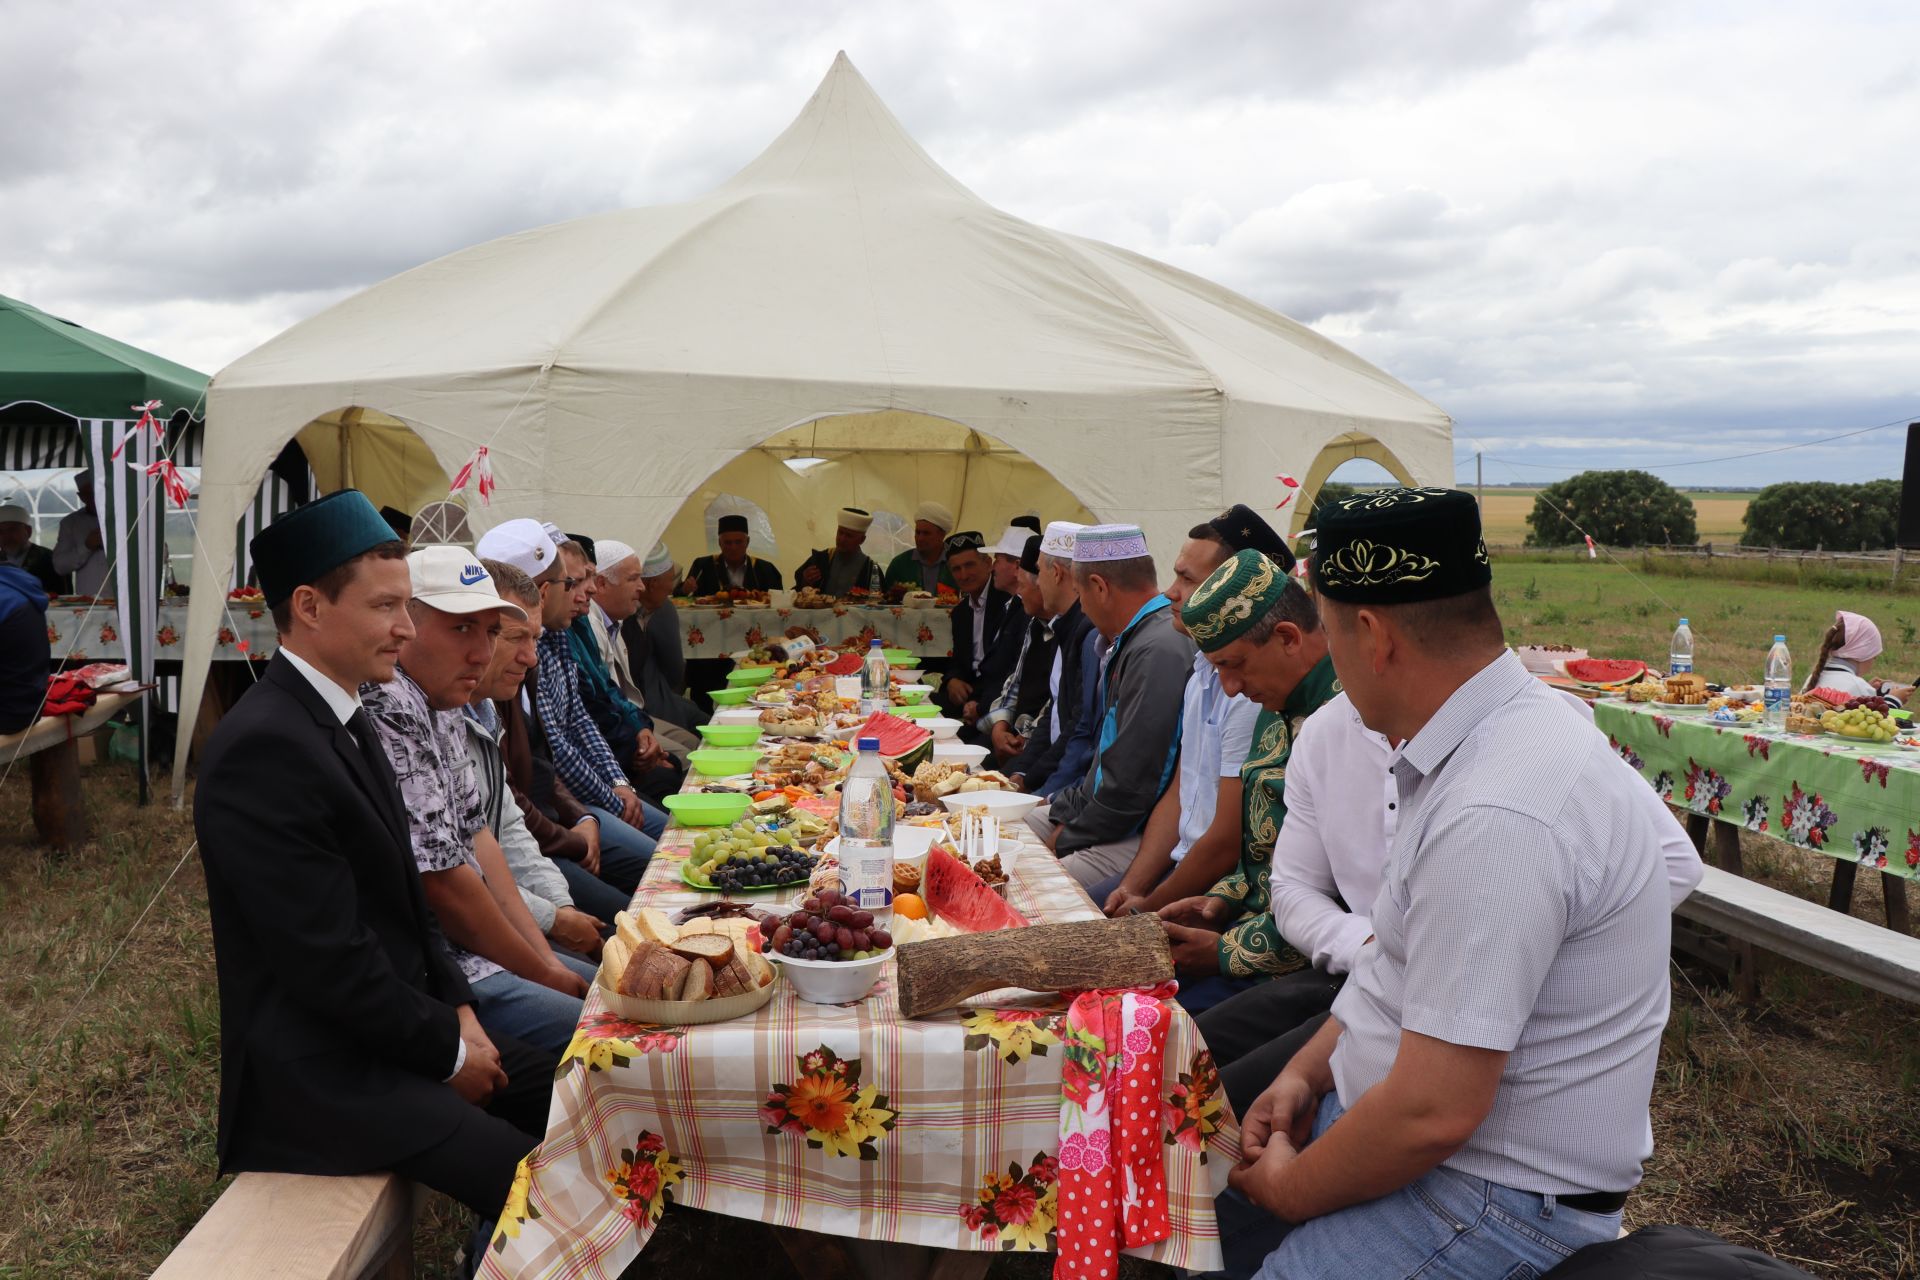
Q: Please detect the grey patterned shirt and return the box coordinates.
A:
[362,668,503,986]
[1329,650,1683,1196]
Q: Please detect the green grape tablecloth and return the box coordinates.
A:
[1593,700,1920,878]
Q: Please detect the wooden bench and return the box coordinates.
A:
[1678,864,1920,1007]
[153,1171,419,1280]
[0,690,143,849]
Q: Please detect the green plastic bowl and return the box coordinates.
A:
[708,687,753,706]
[880,648,914,664]
[896,683,932,703]
[696,723,763,747]
[895,702,940,719]
[687,748,763,777]
[726,665,778,687]
[890,655,923,669]
[661,792,753,827]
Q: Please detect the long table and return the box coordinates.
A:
[675,603,953,661]
[1594,699,1914,932]
[481,781,1236,1279]
[45,597,276,663]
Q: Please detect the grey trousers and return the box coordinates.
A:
[1023,804,1142,890]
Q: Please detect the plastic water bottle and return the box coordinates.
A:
[1669,618,1694,675]
[860,638,890,715]
[1764,635,1792,728]
[838,736,895,920]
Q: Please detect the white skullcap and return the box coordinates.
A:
[594,539,638,573]
[641,540,675,578]
[1039,521,1084,559]
[1072,523,1150,563]
[836,507,873,533]
[476,517,557,578]
[0,504,30,526]
[913,501,955,532]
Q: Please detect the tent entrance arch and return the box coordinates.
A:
[293,407,453,520]
[661,410,1096,575]
[1289,431,1420,535]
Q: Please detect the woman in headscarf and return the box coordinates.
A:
[1804,610,1908,704]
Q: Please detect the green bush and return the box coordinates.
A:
[1740,479,1903,550]
[1524,470,1698,547]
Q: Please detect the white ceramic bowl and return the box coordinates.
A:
[932,742,990,768]
[940,789,1041,824]
[770,947,893,1004]
[919,716,964,740]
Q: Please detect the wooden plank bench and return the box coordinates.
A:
[1678,864,1920,1007]
[152,1171,418,1280]
[0,690,143,849]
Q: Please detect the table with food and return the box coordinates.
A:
[673,586,956,661]
[45,591,278,663]
[1558,658,1920,882]
[479,646,1238,1279]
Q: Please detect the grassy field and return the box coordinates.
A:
[1491,552,1920,679]
[1476,488,1757,546]
[4,586,1919,1280]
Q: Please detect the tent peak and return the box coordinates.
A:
[717,52,983,204]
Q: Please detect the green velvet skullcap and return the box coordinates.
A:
[1181,548,1295,652]
[1308,486,1490,604]
[250,489,402,608]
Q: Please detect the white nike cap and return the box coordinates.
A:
[407,545,526,619]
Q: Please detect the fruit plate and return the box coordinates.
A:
[1821,729,1904,748]
[681,860,814,893]
[1649,700,1711,713]
[597,974,777,1024]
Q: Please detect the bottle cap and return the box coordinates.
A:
[870,638,882,647]
[857,736,881,752]
[1775,634,1786,643]
[1678,618,1688,626]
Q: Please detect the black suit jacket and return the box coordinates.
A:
[194,654,475,1175]
[683,554,782,596]
[949,585,1017,688]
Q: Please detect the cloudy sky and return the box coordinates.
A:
[5,0,1916,486]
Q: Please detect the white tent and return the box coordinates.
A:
[173,52,1450,797]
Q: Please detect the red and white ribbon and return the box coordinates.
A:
[1584,534,1597,560]
[112,399,166,460]
[1273,472,1300,510]
[449,445,494,505]
[139,457,192,507]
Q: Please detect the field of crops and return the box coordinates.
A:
[1477,488,1756,546]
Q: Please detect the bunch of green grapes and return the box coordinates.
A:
[1820,707,1896,741]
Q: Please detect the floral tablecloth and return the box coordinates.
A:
[677,605,953,661]
[45,599,276,663]
[1595,700,1920,878]
[481,812,1237,1278]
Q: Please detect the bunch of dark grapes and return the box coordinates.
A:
[1846,695,1892,715]
[765,889,895,961]
[709,846,815,891]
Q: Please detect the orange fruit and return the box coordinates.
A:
[893,893,928,920]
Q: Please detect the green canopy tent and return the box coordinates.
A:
[0,293,210,802]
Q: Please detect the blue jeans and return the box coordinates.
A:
[1177,973,1263,1014]
[581,803,657,893]
[470,969,585,1056]
[556,857,632,924]
[1209,1094,1623,1280]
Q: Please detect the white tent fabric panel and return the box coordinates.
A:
[172,53,1451,799]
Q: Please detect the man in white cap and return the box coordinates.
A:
[885,501,957,594]
[0,502,64,595]
[590,539,701,756]
[792,506,883,596]
[361,547,593,1059]
[53,469,108,597]
[1025,523,1196,891]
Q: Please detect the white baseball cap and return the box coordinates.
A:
[984,524,1030,558]
[475,517,556,578]
[407,545,526,619]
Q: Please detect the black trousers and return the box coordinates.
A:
[1196,968,1344,1120]
[389,1031,556,1217]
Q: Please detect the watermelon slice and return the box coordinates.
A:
[1806,687,1855,708]
[855,711,933,769]
[1563,657,1648,686]
[822,652,864,676]
[923,847,1028,933]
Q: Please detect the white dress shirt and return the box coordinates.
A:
[1268,693,1395,974]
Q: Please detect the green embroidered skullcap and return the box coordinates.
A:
[1181,548,1294,652]
[250,489,401,608]
[1308,486,1490,604]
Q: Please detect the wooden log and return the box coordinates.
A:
[29,737,86,850]
[893,914,1173,1018]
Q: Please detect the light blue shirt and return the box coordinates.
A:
[1171,654,1260,863]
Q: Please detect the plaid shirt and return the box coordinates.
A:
[361,667,503,985]
[535,627,628,810]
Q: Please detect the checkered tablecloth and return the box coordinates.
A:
[482,801,1237,1278]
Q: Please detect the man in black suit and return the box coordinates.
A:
[679,514,783,596]
[936,531,1020,723]
[194,489,555,1223]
